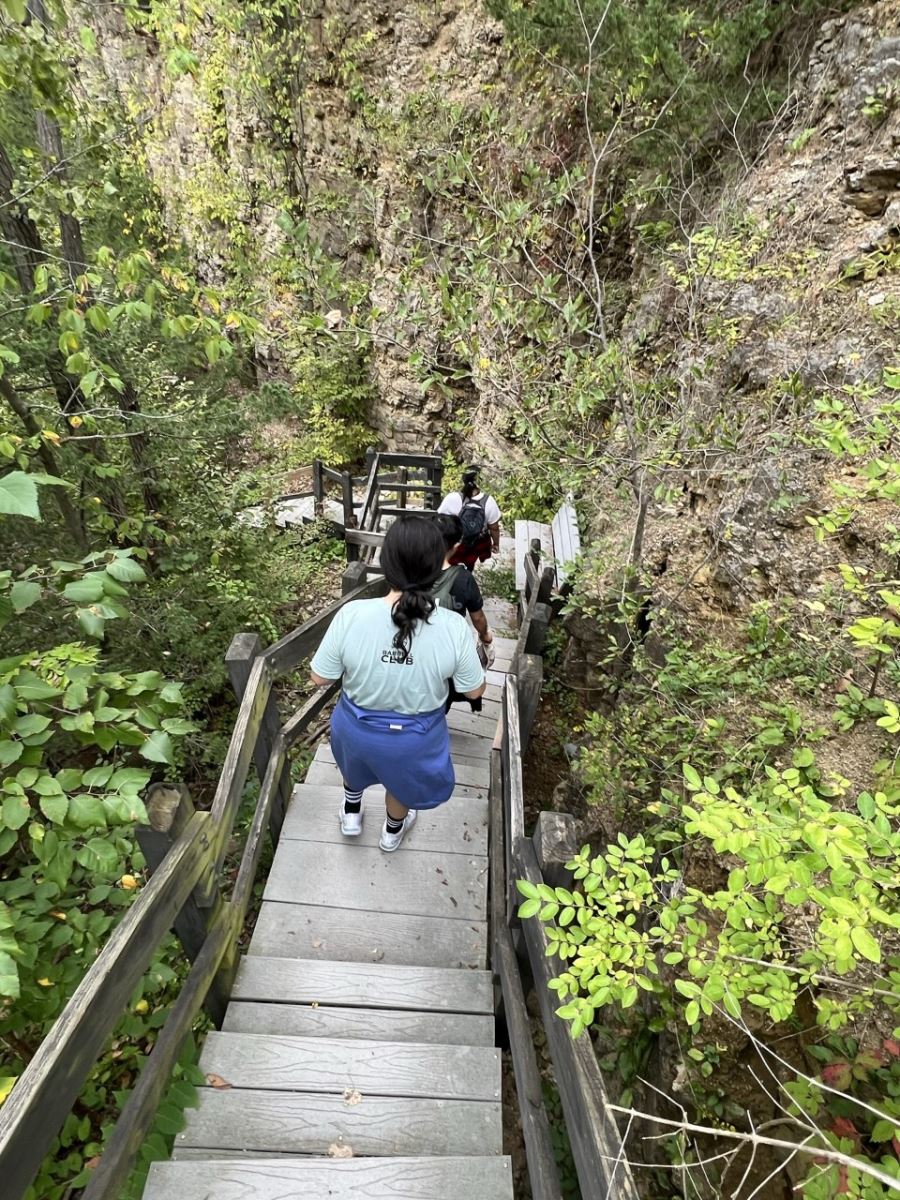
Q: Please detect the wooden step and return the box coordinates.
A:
[248,900,487,968]
[144,1155,514,1200]
[263,839,487,922]
[489,635,517,660]
[175,1087,502,1158]
[223,1000,493,1044]
[445,708,499,740]
[281,785,488,856]
[198,1032,500,1101]
[303,759,488,798]
[232,956,494,1014]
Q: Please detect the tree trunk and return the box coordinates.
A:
[33,111,86,283]
[1,376,87,550]
[0,139,44,295]
[117,380,162,519]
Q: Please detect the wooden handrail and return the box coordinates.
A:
[493,548,640,1200]
[0,811,214,1200]
[264,573,388,675]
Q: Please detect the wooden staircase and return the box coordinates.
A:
[141,634,522,1200]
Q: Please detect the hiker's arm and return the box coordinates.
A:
[465,679,486,700]
[471,608,491,641]
[488,520,500,551]
[310,669,337,686]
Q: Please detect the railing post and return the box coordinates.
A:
[427,459,443,509]
[342,561,368,594]
[225,633,291,845]
[532,810,579,890]
[398,465,408,510]
[341,469,355,529]
[136,784,230,1028]
[525,602,552,656]
[311,459,324,516]
[516,653,543,747]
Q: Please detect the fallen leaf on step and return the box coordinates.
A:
[328,1142,354,1158]
[206,1074,232,1089]
[343,1087,362,1106]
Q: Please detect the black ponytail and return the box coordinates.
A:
[461,465,480,500]
[380,516,446,661]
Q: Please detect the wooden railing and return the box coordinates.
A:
[0,571,388,1200]
[346,450,443,564]
[490,548,641,1200]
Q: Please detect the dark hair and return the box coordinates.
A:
[380,516,446,660]
[435,512,463,552]
[461,465,480,500]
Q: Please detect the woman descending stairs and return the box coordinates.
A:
[140,634,521,1200]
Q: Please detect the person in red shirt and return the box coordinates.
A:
[437,466,501,570]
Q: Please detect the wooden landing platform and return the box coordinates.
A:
[143,639,520,1200]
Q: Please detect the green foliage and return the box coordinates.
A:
[487,0,830,186]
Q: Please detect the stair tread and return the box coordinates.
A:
[144,1155,514,1200]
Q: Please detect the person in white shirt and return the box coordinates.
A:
[437,466,501,570]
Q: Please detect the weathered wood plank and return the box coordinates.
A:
[345,527,386,549]
[263,839,488,923]
[232,956,494,1014]
[231,737,285,919]
[223,1001,494,1044]
[490,636,518,659]
[198,1032,501,1101]
[449,730,494,760]
[135,785,227,1025]
[226,634,291,843]
[446,707,500,740]
[515,838,641,1200]
[0,813,213,1200]
[451,694,502,721]
[176,1089,502,1157]
[502,675,525,926]
[303,759,488,799]
[208,657,272,871]
[495,926,563,1200]
[281,681,338,749]
[82,909,236,1200]
[281,785,488,856]
[263,574,388,675]
[144,1156,514,1200]
[249,900,486,968]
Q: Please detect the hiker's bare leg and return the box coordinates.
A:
[385,791,408,821]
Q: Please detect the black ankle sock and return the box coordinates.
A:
[343,786,363,813]
[385,813,404,834]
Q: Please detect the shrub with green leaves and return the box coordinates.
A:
[521,751,900,1034]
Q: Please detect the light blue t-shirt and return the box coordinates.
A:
[310,597,484,715]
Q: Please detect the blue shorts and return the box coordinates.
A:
[330,693,455,810]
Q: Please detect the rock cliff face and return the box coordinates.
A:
[563,2,900,690]
[86,1,898,581]
[83,0,515,448]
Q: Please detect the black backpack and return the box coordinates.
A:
[459,495,487,546]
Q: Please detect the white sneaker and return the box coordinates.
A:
[379,809,417,852]
[340,800,363,836]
